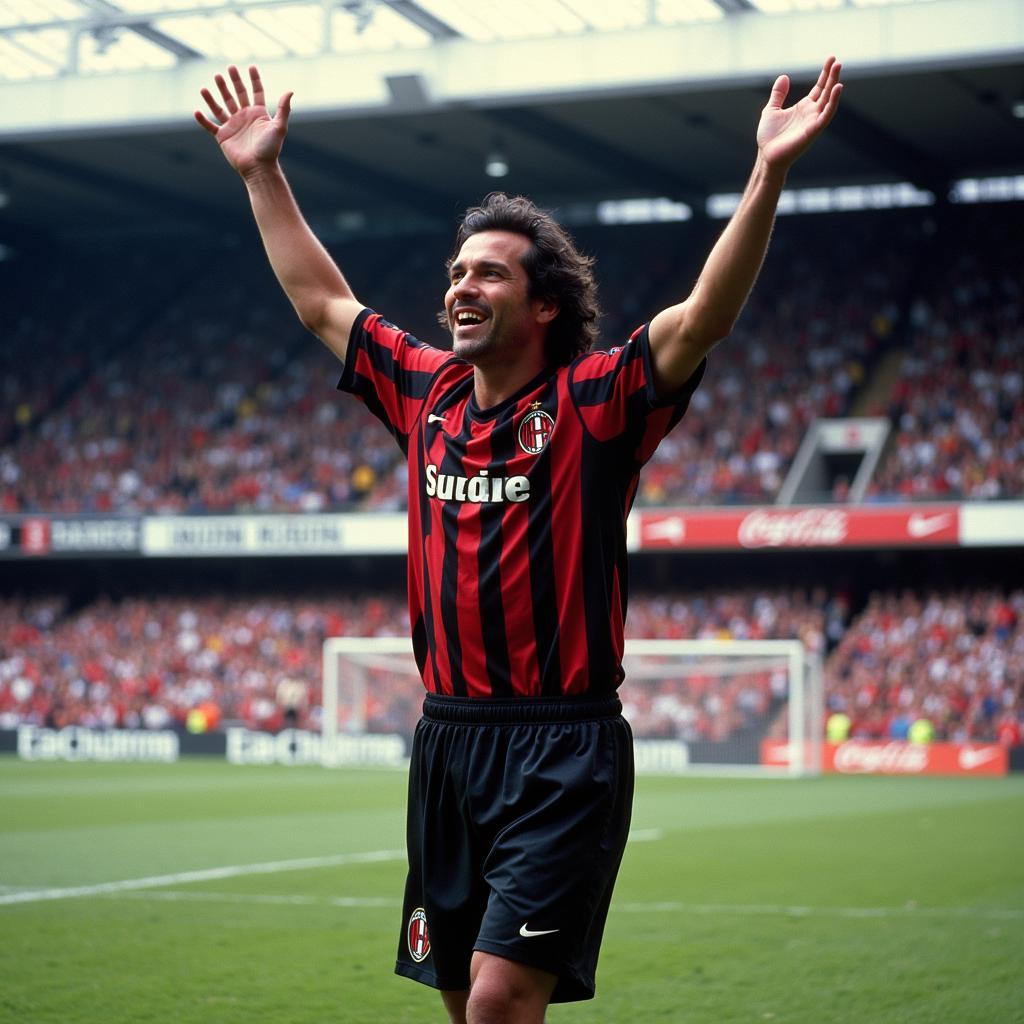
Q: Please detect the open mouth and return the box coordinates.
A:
[453,306,489,329]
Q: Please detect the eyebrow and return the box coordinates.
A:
[449,258,513,277]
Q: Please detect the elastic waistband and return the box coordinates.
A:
[422,693,622,725]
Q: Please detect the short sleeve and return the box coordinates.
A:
[337,309,453,452]
[569,322,706,465]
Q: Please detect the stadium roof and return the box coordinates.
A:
[0,0,947,82]
[0,0,1021,248]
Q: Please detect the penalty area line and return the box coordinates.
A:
[0,849,405,908]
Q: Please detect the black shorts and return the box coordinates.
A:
[395,693,634,1004]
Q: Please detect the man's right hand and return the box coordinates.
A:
[195,65,292,180]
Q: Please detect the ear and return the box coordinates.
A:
[535,297,559,325]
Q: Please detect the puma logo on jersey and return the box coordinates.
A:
[425,464,530,504]
[427,413,447,425]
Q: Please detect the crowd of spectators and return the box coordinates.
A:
[866,215,1023,500]
[826,589,1023,747]
[0,591,407,735]
[636,213,913,505]
[2,586,1020,749]
[13,207,1022,513]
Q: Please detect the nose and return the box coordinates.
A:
[451,273,479,300]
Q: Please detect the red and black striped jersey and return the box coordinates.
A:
[338,309,705,699]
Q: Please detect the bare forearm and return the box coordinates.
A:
[690,155,786,342]
[242,162,357,335]
[648,59,840,396]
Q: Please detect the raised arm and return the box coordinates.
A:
[195,65,363,362]
[648,57,843,397]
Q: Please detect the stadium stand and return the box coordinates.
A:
[826,589,1023,745]
[3,206,1021,752]
[3,587,1020,748]
[865,209,1023,501]
[9,207,1022,514]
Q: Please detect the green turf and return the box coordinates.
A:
[1,758,1022,1023]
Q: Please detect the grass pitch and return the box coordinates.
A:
[1,758,1022,1023]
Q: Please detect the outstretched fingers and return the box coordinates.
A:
[194,107,219,135]
[249,65,265,108]
[198,86,228,128]
[767,74,790,111]
[812,58,842,111]
[816,78,843,130]
[276,91,294,128]
[214,73,238,115]
[195,64,269,135]
[229,65,250,107]
[813,60,842,125]
[808,57,834,103]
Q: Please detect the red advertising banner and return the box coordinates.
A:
[638,505,960,551]
[761,739,1008,776]
[20,518,51,555]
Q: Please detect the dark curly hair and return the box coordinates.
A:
[441,193,600,366]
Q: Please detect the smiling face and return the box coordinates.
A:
[444,230,557,370]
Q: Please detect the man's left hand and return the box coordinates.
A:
[757,56,843,170]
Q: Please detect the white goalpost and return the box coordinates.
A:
[322,637,823,776]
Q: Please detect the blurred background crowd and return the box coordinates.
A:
[2,203,1022,750]
[2,585,1020,748]
[2,206,1020,515]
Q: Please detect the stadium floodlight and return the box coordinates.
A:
[596,197,692,224]
[323,636,823,776]
[484,146,509,178]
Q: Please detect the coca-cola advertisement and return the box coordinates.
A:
[738,508,849,548]
[761,739,1008,776]
[637,504,961,551]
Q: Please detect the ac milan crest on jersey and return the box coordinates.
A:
[407,907,430,962]
[518,404,555,455]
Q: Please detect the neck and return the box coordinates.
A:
[472,354,547,410]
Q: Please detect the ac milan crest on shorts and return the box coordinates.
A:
[407,907,431,963]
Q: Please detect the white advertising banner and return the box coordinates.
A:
[17,725,179,763]
[141,513,407,556]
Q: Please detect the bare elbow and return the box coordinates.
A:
[298,312,323,336]
[296,297,330,337]
[680,295,735,350]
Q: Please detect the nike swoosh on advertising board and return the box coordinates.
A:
[958,747,1000,770]
[644,516,686,543]
[907,513,954,539]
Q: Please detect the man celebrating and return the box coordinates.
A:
[196,57,841,1024]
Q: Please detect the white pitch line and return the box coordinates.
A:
[627,828,663,842]
[95,889,1024,924]
[0,849,405,908]
[2,832,661,910]
[105,890,402,909]
[616,901,1024,922]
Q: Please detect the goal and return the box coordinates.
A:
[322,637,823,775]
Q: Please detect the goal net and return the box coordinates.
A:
[322,637,823,775]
